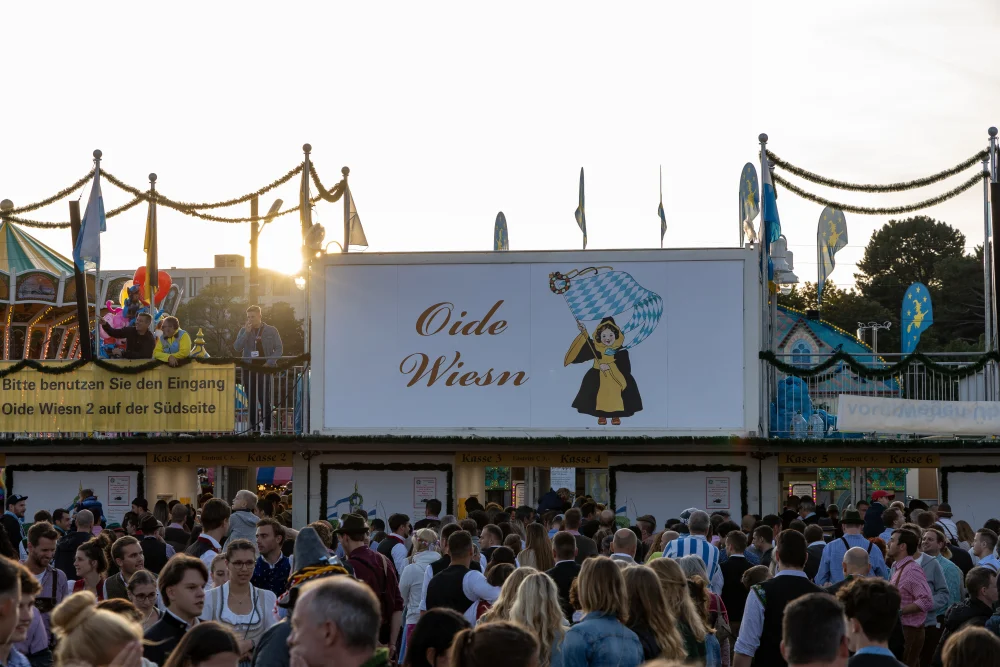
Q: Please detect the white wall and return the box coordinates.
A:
[146,466,201,506]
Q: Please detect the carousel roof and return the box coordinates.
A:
[0,220,74,275]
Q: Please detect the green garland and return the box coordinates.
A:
[309,165,346,203]
[768,150,988,192]
[6,171,96,214]
[760,349,1000,380]
[3,194,145,229]
[318,463,453,523]
[771,171,986,215]
[609,464,749,518]
[0,353,310,379]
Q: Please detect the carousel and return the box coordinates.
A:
[0,219,182,360]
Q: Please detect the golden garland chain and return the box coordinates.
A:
[2,195,145,229]
[310,164,346,202]
[5,170,96,214]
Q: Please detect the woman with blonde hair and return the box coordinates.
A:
[399,528,441,663]
[562,557,643,667]
[622,566,686,662]
[648,558,712,665]
[478,567,536,624]
[51,591,144,666]
[677,557,725,667]
[509,572,566,667]
[518,524,555,571]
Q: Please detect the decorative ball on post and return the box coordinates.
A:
[758,133,768,144]
[303,143,312,154]
[0,199,12,213]
[990,127,998,138]
[148,173,157,184]
[93,149,102,161]
[342,166,350,178]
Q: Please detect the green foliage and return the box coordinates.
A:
[263,301,304,356]
[778,281,892,344]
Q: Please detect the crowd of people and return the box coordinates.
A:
[0,487,999,666]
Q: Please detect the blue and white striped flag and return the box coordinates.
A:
[73,165,106,272]
[559,269,662,349]
[761,157,781,247]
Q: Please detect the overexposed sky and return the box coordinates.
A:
[1,1,998,284]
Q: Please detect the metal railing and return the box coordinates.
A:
[0,358,309,440]
[767,352,998,439]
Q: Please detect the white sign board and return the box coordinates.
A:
[319,252,751,434]
[413,477,438,513]
[839,395,1000,436]
[942,472,995,532]
[14,470,139,526]
[706,477,731,511]
[549,467,576,491]
[614,469,743,521]
[325,468,449,523]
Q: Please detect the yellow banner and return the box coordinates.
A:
[778,452,939,468]
[147,451,293,467]
[455,451,607,467]
[0,362,234,433]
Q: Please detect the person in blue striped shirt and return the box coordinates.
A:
[661,510,723,594]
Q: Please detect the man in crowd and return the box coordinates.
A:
[420,524,483,614]
[663,509,724,594]
[23,522,66,638]
[132,498,149,517]
[895,526,949,667]
[413,499,442,531]
[880,509,903,544]
[101,311,155,359]
[722,528,752,640]
[781,593,850,667]
[863,492,890,539]
[609,528,638,565]
[0,559,20,647]
[234,305,283,432]
[253,518,292,598]
[144,555,207,666]
[563,508,597,563]
[1,496,28,561]
[4,563,40,667]
[816,507,888,586]
[972,528,999,572]
[154,316,192,367]
[139,514,169,574]
[105,536,146,599]
[289,577,388,667]
[479,524,503,564]
[781,497,800,529]
[637,514,657,548]
[838,577,904,666]
[751,525,776,567]
[547,531,580,623]
[887,529,934,667]
[376,513,411,577]
[426,530,500,625]
[185,498,231,572]
[934,504,959,545]
[75,490,105,525]
[165,504,191,553]
[734,530,823,667]
[336,514,403,659]
[931,566,997,667]
[50,510,71,538]
[228,489,261,545]
[828,547,873,597]
[798,499,820,526]
[804,524,826,581]
[922,528,964,611]
[54,509,93,580]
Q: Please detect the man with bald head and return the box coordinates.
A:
[610,529,637,565]
[55,510,94,579]
[828,547,872,596]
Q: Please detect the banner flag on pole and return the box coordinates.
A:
[494,212,509,251]
[739,162,759,244]
[658,166,667,248]
[761,157,781,247]
[574,167,587,249]
[902,282,933,355]
[72,166,106,272]
[299,157,312,237]
[346,187,368,248]
[816,206,847,304]
[144,183,158,304]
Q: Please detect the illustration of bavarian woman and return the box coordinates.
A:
[564,317,642,425]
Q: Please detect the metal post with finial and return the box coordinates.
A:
[342,166,351,254]
[147,172,159,306]
[989,128,999,363]
[301,144,312,240]
[91,149,102,359]
[982,149,993,359]
[0,199,13,360]
[758,132,772,437]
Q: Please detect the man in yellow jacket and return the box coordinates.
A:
[153,316,192,367]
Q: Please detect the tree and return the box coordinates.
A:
[779,281,893,348]
[175,284,247,357]
[262,301,304,356]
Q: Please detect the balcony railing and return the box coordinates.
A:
[766,352,998,439]
[0,358,309,440]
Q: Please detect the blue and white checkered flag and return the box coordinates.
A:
[553,268,662,349]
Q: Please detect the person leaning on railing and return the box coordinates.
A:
[153,316,192,368]
[101,311,155,359]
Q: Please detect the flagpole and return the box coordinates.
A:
[660,165,663,250]
[982,151,993,358]
[343,166,351,253]
[92,150,102,359]
[758,133,772,437]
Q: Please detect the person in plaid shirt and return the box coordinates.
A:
[888,529,933,667]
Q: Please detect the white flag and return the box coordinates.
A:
[347,188,368,247]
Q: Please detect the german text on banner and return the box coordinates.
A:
[838,394,1000,437]
[0,362,235,433]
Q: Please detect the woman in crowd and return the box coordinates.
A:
[51,591,144,667]
[404,608,470,667]
[127,569,161,630]
[508,520,527,548]
[957,520,976,552]
[153,500,169,526]
[479,567,536,624]
[487,547,517,570]
[741,565,770,590]
[677,555,729,666]
[509,572,566,667]
[164,621,242,667]
[479,564,516,618]
[451,621,540,667]
[649,558,712,664]
[201,539,277,667]
[518,524,555,571]
[561,557,643,667]
[69,538,108,600]
[399,528,441,663]
[502,535,523,558]
[210,554,230,589]
[623,566,686,662]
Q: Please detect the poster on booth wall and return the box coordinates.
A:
[549,467,576,492]
[12,469,140,526]
[706,477,731,511]
[325,468,450,526]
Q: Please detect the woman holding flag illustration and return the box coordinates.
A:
[565,317,642,425]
